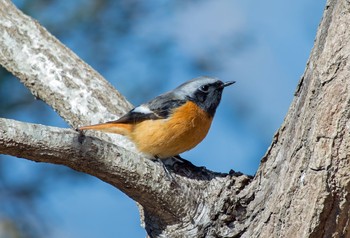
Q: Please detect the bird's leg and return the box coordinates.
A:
[172,155,198,168]
[172,155,185,163]
[153,156,176,182]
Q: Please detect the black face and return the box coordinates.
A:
[188,81,227,117]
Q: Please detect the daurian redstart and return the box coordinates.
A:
[79,76,234,159]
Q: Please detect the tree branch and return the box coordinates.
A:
[0,118,187,223]
[0,117,252,234]
[0,0,131,128]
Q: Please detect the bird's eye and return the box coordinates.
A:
[200,85,210,93]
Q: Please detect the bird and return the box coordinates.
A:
[79,76,235,159]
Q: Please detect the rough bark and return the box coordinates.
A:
[1,0,349,237]
[239,0,350,237]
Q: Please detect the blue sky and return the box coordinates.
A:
[5,1,326,237]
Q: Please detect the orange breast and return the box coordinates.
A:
[130,101,213,158]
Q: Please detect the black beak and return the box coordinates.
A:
[220,81,236,88]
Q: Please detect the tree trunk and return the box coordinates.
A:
[1,0,349,237]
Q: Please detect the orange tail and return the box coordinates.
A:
[78,122,132,136]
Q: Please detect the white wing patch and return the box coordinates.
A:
[133,105,153,114]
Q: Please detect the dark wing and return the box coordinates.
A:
[109,93,186,124]
[146,93,187,118]
[112,107,160,124]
